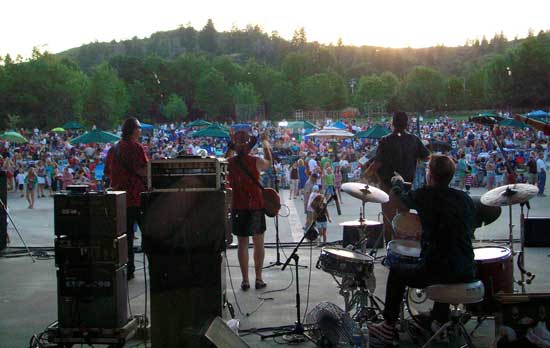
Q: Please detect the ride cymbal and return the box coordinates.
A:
[341,182,389,204]
[480,184,538,207]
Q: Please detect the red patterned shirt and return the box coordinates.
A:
[105,140,148,207]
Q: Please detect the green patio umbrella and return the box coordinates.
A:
[186,119,212,128]
[498,118,526,128]
[286,120,318,129]
[0,131,28,144]
[70,129,120,144]
[62,121,85,130]
[192,125,230,138]
[478,112,497,117]
[51,127,65,133]
[355,125,391,139]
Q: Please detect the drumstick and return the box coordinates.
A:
[393,171,412,186]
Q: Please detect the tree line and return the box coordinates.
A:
[0,20,549,129]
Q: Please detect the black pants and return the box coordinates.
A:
[384,264,455,324]
[127,207,140,275]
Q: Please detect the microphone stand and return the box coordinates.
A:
[263,158,307,270]
[259,194,337,341]
[263,160,284,269]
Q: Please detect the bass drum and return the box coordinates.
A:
[392,212,422,241]
[467,245,514,315]
[406,245,514,325]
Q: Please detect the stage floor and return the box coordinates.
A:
[1,187,549,347]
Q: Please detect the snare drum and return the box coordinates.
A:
[468,245,514,314]
[392,212,422,241]
[318,247,374,278]
[383,240,421,269]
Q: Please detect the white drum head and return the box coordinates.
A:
[388,240,421,258]
[474,246,511,263]
[322,247,372,262]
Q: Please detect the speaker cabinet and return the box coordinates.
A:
[524,217,550,247]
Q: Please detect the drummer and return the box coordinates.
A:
[369,155,476,345]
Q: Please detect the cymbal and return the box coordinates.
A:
[339,219,382,227]
[480,184,539,207]
[341,182,389,204]
[472,196,502,228]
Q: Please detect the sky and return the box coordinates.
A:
[2,0,549,58]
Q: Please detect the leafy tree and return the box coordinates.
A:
[0,53,89,128]
[164,93,188,121]
[198,19,218,53]
[84,62,129,129]
[281,52,312,83]
[291,27,307,48]
[127,80,154,118]
[483,55,513,108]
[195,68,230,117]
[464,67,487,109]
[299,73,334,110]
[446,76,465,110]
[400,66,447,111]
[355,72,398,112]
[231,82,260,106]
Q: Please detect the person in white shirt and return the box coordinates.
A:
[308,156,318,173]
[16,172,26,197]
[536,152,546,196]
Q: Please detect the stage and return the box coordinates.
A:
[1,187,549,347]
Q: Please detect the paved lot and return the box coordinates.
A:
[1,186,549,348]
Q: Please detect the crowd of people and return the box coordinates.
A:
[0,116,548,211]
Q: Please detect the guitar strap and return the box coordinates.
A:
[235,155,264,190]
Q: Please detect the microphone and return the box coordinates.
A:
[332,193,342,215]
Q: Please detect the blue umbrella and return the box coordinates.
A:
[526,110,550,118]
[329,121,347,129]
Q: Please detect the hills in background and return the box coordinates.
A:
[61,21,527,76]
[1,20,549,129]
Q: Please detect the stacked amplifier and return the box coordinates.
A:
[54,190,129,329]
[142,156,230,348]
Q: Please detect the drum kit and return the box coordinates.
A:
[316,181,540,331]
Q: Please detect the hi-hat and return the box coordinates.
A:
[480,184,539,207]
[341,182,389,204]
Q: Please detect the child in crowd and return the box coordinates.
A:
[464,167,473,194]
[25,167,38,209]
[306,185,321,229]
[16,170,26,198]
[312,194,331,246]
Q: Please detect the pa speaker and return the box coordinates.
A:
[524,217,550,247]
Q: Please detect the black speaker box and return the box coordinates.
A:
[57,265,128,328]
[147,252,226,348]
[141,191,229,253]
[55,234,128,268]
[0,171,6,251]
[524,217,550,247]
[54,191,126,239]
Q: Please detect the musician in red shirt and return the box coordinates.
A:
[105,117,148,281]
[226,128,272,291]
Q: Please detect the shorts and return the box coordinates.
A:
[315,221,328,230]
[37,177,45,185]
[232,209,266,237]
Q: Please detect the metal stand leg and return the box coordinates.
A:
[459,324,477,348]
[0,198,35,262]
[421,322,451,348]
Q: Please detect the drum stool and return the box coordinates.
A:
[421,281,485,348]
